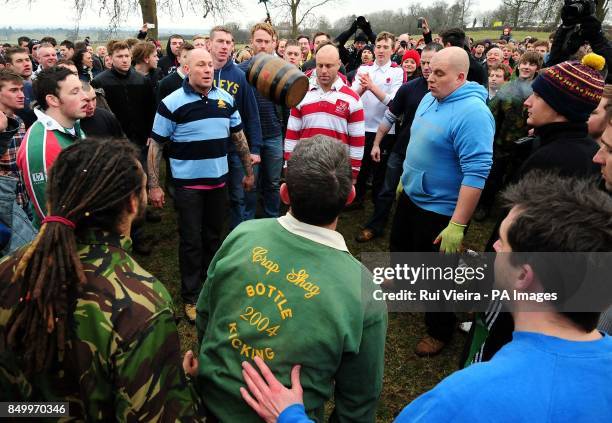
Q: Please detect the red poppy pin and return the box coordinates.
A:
[386,77,391,83]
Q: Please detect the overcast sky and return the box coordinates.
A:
[0,0,501,30]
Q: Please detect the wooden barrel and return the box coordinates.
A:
[246,53,309,108]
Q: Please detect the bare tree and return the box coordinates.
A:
[596,0,610,21]
[271,0,337,38]
[456,0,474,29]
[10,0,241,39]
[502,0,540,27]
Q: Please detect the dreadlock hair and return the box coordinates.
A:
[4,137,144,377]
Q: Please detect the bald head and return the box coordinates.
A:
[315,44,340,91]
[187,48,214,94]
[427,46,469,99]
[316,43,339,62]
[437,46,469,75]
[187,47,211,66]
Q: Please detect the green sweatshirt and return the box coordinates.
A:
[196,214,388,422]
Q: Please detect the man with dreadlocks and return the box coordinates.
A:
[0,138,200,420]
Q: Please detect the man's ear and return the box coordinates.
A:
[45,94,60,109]
[346,185,356,205]
[127,191,139,215]
[280,183,290,205]
[515,263,536,291]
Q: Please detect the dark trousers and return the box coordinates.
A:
[355,132,395,204]
[174,186,227,304]
[479,151,510,211]
[390,193,457,342]
[365,151,404,235]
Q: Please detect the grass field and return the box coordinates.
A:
[137,178,499,422]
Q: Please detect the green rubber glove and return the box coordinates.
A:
[434,221,466,254]
[396,182,403,200]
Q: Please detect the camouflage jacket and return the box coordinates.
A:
[0,229,201,422]
[488,78,534,152]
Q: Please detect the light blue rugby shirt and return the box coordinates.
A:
[151,77,243,187]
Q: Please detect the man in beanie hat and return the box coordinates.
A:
[518,53,604,176]
[462,54,605,367]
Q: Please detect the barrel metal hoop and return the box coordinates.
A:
[249,56,268,86]
[269,66,290,101]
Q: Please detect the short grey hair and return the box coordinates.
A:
[286,135,352,225]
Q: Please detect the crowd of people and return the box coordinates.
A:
[0,10,611,422]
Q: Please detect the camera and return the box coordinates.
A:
[400,40,408,48]
[356,16,368,27]
[562,0,596,25]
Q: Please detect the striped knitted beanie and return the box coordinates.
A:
[531,53,605,122]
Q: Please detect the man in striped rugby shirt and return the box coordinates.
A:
[284,43,365,183]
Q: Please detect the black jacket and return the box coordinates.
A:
[468,55,488,86]
[156,71,184,105]
[158,39,179,76]
[80,108,125,139]
[91,67,156,146]
[516,121,599,181]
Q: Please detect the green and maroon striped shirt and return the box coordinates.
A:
[17,110,85,227]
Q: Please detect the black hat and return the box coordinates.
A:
[354,32,368,43]
[28,39,40,51]
[362,44,374,54]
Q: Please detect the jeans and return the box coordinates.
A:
[245,135,283,220]
[364,151,404,235]
[355,132,395,204]
[0,176,37,256]
[174,186,227,304]
[227,152,248,229]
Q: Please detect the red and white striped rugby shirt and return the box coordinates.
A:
[284,77,365,179]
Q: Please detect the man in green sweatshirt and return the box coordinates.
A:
[193,135,388,422]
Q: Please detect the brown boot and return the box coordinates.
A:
[415,335,446,357]
[184,303,197,324]
[356,228,376,242]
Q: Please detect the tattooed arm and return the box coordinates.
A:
[147,139,165,208]
[231,130,255,191]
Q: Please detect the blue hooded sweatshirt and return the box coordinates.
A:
[214,60,262,154]
[401,81,494,216]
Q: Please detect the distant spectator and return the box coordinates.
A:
[192,35,208,50]
[500,26,512,42]
[132,41,163,84]
[487,63,511,100]
[158,34,184,75]
[283,40,301,67]
[59,40,75,60]
[72,49,94,82]
[17,36,30,50]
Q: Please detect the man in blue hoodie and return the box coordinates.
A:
[390,46,494,356]
[210,25,263,229]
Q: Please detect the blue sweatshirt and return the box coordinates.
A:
[279,332,612,423]
[239,58,282,139]
[397,331,612,422]
[401,81,494,216]
[214,60,262,154]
